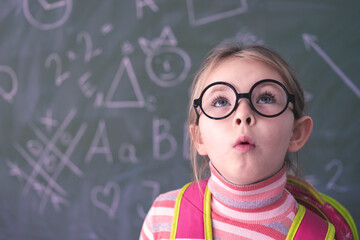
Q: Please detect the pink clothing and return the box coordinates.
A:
[140,164,298,239]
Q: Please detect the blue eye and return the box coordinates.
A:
[212,97,230,107]
[257,92,275,104]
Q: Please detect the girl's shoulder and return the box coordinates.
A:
[148,188,182,214]
[155,188,181,202]
[140,188,183,239]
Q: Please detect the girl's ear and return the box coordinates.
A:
[189,124,207,155]
[288,116,313,152]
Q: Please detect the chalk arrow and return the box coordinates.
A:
[302,33,360,98]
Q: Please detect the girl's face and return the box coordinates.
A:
[193,57,297,185]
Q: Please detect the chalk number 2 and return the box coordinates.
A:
[325,159,348,192]
[45,53,70,86]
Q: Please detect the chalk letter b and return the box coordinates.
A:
[153,117,177,160]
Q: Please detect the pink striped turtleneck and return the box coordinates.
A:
[207,163,298,239]
[139,164,298,240]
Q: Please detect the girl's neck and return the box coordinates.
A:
[210,162,285,186]
[208,162,289,210]
[206,162,298,238]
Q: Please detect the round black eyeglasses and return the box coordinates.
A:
[193,79,295,121]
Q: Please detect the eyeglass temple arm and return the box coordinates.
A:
[288,94,295,104]
[193,99,201,125]
[193,99,200,107]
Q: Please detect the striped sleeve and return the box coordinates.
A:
[139,189,180,240]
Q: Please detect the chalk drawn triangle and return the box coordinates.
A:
[104,57,145,108]
[187,0,248,26]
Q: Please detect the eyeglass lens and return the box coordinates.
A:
[200,81,289,119]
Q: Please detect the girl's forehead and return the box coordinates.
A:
[203,57,285,89]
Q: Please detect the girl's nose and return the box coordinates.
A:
[234,99,256,126]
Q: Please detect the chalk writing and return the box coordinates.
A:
[303,33,360,98]
[78,71,97,98]
[96,57,146,108]
[1,2,358,239]
[45,27,106,97]
[10,108,86,213]
[7,160,69,211]
[304,174,319,187]
[76,31,103,63]
[67,50,77,61]
[139,26,191,87]
[121,41,135,56]
[187,0,248,26]
[153,117,177,160]
[85,120,113,164]
[233,31,264,45]
[45,53,71,87]
[91,181,120,219]
[305,159,350,193]
[136,0,159,19]
[144,95,157,112]
[118,143,139,163]
[27,139,44,157]
[40,109,59,132]
[0,65,18,103]
[23,0,73,30]
[101,23,114,35]
[326,159,349,193]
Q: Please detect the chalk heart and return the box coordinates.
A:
[91,181,120,219]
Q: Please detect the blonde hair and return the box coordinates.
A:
[187,43,305,183]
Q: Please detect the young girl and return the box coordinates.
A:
[139,43,357,240]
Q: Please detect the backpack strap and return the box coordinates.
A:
[287,204,335,240]
[171,178,341,240]
[170,179,209,239]
[287,174,358,240]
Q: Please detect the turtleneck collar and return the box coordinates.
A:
[207,162,297,223]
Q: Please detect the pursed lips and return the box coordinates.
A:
[234,136,256,152]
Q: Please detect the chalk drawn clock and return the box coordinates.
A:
[23,0,73,30]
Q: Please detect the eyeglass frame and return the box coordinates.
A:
[193,79,296,122]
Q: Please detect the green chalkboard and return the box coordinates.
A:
[0,1,359,239]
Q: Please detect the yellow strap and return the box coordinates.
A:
[325,222,336,240]
[288,175,358,240]
[172,180,352,240]
[203,186,213,240]
[170,182,192,240]
[287,175,325,205]
[286,204,306,240]
[320,193,359,240]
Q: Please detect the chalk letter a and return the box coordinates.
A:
[85,120,113,164]
[136,0,159,19]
